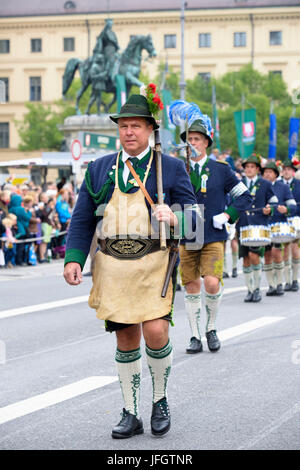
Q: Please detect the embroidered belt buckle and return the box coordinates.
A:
[100,236,160,259]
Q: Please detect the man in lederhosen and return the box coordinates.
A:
[178,118,252,354]
[63,93,199,439]
[282,159,300,291]
[237,155,278,302]
[261,161,296,296]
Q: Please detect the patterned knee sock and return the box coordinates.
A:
[184,293,201,339]
[274,261,284,286]
[252,263,262,290]
[115,347,142,417]
[284,259,292,284]
[264,263,275,288]
[243,266,253,292]
[205,287,222,333]
[232,251,238,269]
[292,258,300,282]
[223,252,228,273]
[146,340,173,404]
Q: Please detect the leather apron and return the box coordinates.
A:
[88,150,173,324]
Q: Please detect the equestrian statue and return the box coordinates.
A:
[62,18,157,115]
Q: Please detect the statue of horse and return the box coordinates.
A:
[62,34,156,115]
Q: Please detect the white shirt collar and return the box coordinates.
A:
[284,177,293,184]
[246,175,258,186]
[190,155,207,169]
[122,145,150,163]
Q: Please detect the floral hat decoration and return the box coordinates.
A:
[110,82,163,130]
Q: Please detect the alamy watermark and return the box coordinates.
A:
[291,340,300,365]
[95,202,205,249]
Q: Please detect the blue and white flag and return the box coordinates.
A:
[268,113,277,159]
[288,117,300,159]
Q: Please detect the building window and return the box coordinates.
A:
[0,40,10,54]
[0,78,9,102]
[31,38,42,53]
[199,33,211,48]
[30,77,41,101]
[198,72,211,83]
[234,32,246,47]
[64,37,75,52]
[270,70,282,77]
[270,31,282,46]
[0,123,9,148]
[164,34,176,49]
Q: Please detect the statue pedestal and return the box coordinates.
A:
[58,113,118,152]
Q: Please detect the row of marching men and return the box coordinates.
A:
[231,155,300,302]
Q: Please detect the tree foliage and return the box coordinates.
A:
[16,63,300,159]
[161,63,299,160]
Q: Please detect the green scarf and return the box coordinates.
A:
[84,149,152,206]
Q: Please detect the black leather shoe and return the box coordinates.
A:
[112,409,144,439]
[284,283,292,291]
[186,336,203,354]
[223,272,229,278]
[276,284,284,296]
[244,291,253,302]
[232,268,238,278]
[151,397,171,436]
[291,280,299,292]
[206,330,221,352]
[252,288,262,302]
[266,286,277,296]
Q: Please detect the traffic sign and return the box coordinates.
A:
[83,132,117,150]
[71,139,82,160]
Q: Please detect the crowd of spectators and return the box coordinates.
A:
[0,178,75,268]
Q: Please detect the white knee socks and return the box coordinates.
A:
[146,340,173,404]
[184,293,201,339]
[115,347,142,417]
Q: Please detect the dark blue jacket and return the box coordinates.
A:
[65,152,198,268]
[285,178,300,217]
[237,176,277,229]
[187,159,252,244]
[269,180,297,223]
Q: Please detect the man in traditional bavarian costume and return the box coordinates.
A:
[282,159,300,292]
[237,155,278,302]
[63,90,198,439]
[261,161,297,296]
[179,118,252,354]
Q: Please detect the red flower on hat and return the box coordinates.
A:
[145,83,164,116]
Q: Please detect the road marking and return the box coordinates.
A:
[238,401,300,449]
[0,286,254,320]
[0,376,118,426]
[208,316,285,342]
[0,296,89,320]
[0,316,285,426]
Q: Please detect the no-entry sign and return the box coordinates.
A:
[71,139,82,161]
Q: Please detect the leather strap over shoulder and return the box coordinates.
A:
[125,159,155,206]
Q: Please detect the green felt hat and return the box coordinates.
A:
[261,161,279,177]
[282,159,297,170]
[110,94,159,130]
[180,119,213,147]
[242,155,262,170]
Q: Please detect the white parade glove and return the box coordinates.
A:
[213,213,228,230]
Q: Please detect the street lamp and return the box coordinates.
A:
[180,0,186,100]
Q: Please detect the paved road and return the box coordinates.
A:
[0,254,299,451]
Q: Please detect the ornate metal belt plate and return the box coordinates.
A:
[104,237,159,259]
